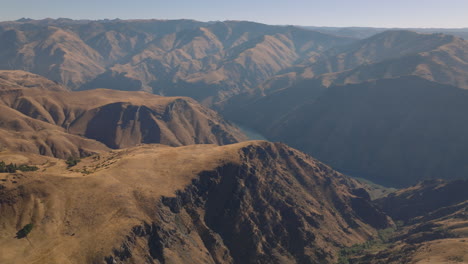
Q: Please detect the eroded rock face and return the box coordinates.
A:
[0,71,247,157]
[100,142,393,264]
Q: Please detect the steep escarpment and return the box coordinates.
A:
[0,71,247,156]
[0,141,392,264]
[68,98,243,148]
[228,76,468,187]
[0,104,110,158]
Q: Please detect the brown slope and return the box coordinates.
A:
[375,179,468,223]
[0,104,110,158]
[317,35,468,89]
[244,30,468,104]
[0,141,392,264]
[0,71,110,157]
[300,30,458,78]
[0,70,247,154]
[0,26,105,88]
[0,19,354,104]
[219,31,468,121]
[84,30,153,65]
[221,32,468,188]
[92,24,353,104]
[345,180,468,264]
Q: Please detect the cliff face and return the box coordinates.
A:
[0,141,392,264]
[0,71,247,157]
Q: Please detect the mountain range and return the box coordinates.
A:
[303,26,468,40]
[0,19,353,104]
[222,29,468,187]
[2,19,468,187]
[0,18,468,264]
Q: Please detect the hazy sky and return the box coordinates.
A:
[1,0,467,28]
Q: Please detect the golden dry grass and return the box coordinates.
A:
[0,142,256,264]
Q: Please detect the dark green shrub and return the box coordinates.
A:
[0,161,38,173]
[0,162,17,173]
[66,157,81,167]
[17,164,38,172]
[16,223,34,239]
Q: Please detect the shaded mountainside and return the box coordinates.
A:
[0,71,110,157]
[340,180,468,264]
[220,31,468,166]
[0,71,247,157]
[226,76,468,187]
[0,19,354,104]
[0,103,110,159]
[376,179,468,223]
[0,141,393,264]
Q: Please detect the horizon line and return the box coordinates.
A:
[2,17,468,30]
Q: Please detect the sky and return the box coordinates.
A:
[1,0,467,28]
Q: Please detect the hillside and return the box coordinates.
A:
[254,30,468,94]
[227,76,468,187]
[340,180,468,263]
[0,71,247,157]
[221,31,468,165]
[0,19,354,104]
[0,141,392,264]
[316,32,468,89]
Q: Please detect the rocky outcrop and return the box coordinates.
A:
[101,142,393,264]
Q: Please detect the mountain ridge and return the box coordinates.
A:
[0,19,355,104]
[0,70,247,157]
[0,140,393,264]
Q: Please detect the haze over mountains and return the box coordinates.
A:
[0,19,468,186]
[1,17,468,264]
[0,19,353,104]
[303,26,468,40]
[2,19,468,187]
